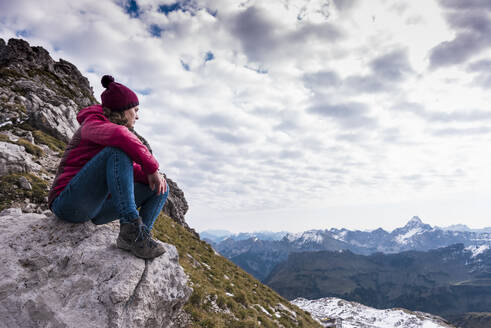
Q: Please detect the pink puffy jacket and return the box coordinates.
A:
[48,105,159,207]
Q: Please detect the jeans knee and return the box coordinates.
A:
[157,188,169,204]
[106,147,132,165]
[52,200,92,223]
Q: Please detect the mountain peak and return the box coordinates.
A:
[405,216,424,227]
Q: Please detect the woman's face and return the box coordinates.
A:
[124,106,139,129]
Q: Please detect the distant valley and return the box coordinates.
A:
[264,243,491,319]
[203,217,491,326]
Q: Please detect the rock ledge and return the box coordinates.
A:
[0,208,192,328]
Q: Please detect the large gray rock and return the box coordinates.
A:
[0,38,96,142]
[0,141,41,175]
[0,208,192,328]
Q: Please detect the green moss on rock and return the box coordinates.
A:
[0,134,43,157]
[2,101,27,114]
[0,68,26,86]
[0,134,10,143]
[17,138,44,157]
[33,129,66,152]
[0,173,48,211]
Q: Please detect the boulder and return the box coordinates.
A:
[0,141,41,175]
[0,208,192,328]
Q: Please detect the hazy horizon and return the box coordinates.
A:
[198,214,491,234]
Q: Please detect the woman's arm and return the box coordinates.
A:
[81,119,159,175]
[134,163,167,194]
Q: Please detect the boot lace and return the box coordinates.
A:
[135,224,157,248]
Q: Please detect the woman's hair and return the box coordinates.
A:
[103,107,153,154]
[103,107,129,127]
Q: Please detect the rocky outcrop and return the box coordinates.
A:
[0,38,95,141]
[163,174,189,229]
[0,207,192,328]
[0,38,190,228]
[0,141,41,175]
[0,37,96,212]
[0,39,195,328]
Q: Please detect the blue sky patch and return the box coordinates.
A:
[204,51,215,62]
[158,3,182,15]
[135,88,152,95]
[124,0,140,18]
[149,24,163,37]
[180,59,190,71]
[15,30,30,38]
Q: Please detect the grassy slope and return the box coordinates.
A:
[153,214,321,328]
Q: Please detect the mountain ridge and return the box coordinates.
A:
[213,216,491,281]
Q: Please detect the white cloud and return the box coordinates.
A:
[2,0,491,233]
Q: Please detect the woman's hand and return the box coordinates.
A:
[147,170,168,195]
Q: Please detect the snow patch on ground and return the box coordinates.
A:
[395,228,422,245]
[332,230,347,241]
[301,231,324,244]
[465,244,490,258]
[285,232,302,242]
[291,297,453,328]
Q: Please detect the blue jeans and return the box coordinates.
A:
[51,147,168,230]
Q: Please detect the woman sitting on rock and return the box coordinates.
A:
[48,75,168,259]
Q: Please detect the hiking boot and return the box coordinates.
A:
[117,217,166,259]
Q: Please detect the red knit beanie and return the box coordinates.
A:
[100,75,139,112]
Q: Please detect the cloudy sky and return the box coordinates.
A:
[2,0,491,233]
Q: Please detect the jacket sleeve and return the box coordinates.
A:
[81,118,159,175]
[133,163,149,184]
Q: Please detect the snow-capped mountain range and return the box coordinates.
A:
[282,216,491,254]
[211,216,491,281]
[292,297,455,328]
